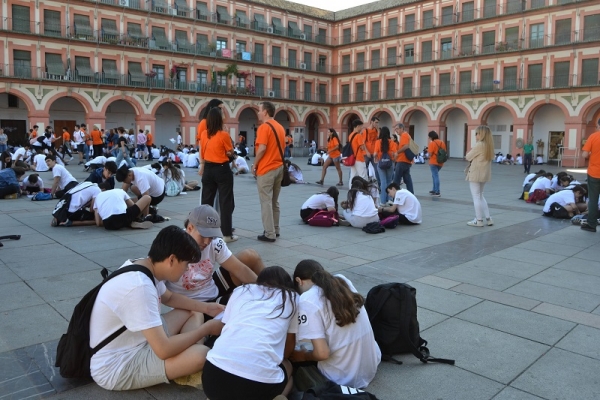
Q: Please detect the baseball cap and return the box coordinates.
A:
[187,205,223,237]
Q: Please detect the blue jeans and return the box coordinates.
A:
[0,144,7,153]
[393,162,414,193]
[284,146,291,158]
[116,150,135,168]
[364,155,379,183]
[430,165,442,193]
[377,163,394,203]
[587,175,599,229]
[524,153,532,173]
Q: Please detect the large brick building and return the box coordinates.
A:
[1,0,599,165]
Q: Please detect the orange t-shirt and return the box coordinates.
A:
[327,136,341,159]
[363,128,378,154]
[349,131,366,162]
[62,132,71,142]
[196,119,207,145]
[256,120,285,176]
[583,130,600,178]
[374,138,397,161]
[286,136,293,146]
[395,132,412,163]
[146,133,153,146]
[200,130,233,164]
[429,139,447,166]
[81,129,91,145]
[91,130,103,145]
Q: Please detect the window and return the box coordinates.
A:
[272,78,281,97]
[402,77,413,98]
[483,0,496,18]
[442,6,453,25]
[288,49,297,68]
[74,14,93,39]
[507,0,526,13]
[236,41,247,54]
[423,10,434,29]
[235,10,249,28]
[462,2,474,22]
[461,34,473,55]
[370,80,379,100]
[439,73,451,94]
[531,0,545,9]
[101,59,118,83]
[272,46,281,66]
[503,66,518,89]
[342,55,351,73]
[216,37,227,51]
[196,69,208,88]
[388,17,398,35]
[583,14,600,41]
[529,24,544,48]
[236,75,245,89]
[176,30,193,53]
[102,19,119,43]
[371,50,380,69]
[405,14,415,32]
[480,68,494,91]
[304,25,313,41]
[355,82,364,102]
[216,74,227,88]
[420,75,431,96]
[255,43,264,63]
[271,17,283,35]
[493,135,502,149]
[581,58,599,86]
[317,28,327,44]
[12,5,30,33]
[482,31,496,54]
[75,56,94,82]
[357,25,366,41]
[304,82,312,101]
[319,84,326,102]
[441,39,452,59]
[196,2,209,21]
[386,78,396,99]
[343,28,352,44]
[505,27,519,50]
[553,61,570,87]
[127,22,143,41]
[255,76,264,96]
[151,27,169,50]
[527,64,543,88]
[372,21,381,39]
[304,52,312,71]
[421,41,432,61]
[44,10,62,37]
[289,80,297,100]
[153,65,165,81]
[459,71,472,93]
[45,53,64,79]
[404,44,414,64]
[356,52,365,71]
[341,84,350,102]
[387,47,397,66]
[318,55,327,72]
[216,5,231,24]
[555,19,571,45]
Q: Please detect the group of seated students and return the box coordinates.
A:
[86,207,381,399]
[300,176,422,228]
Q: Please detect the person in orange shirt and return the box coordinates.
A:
[428,130,447,197]
[61,127,72,160]
[363,117,380,183]
[284,133,293,158]
[348,119,370,188]
[199,108,237,243]
[374,127,397,203]
[145,130,154,161]
[30,125,39,141]
[91,126,103,158]
[581,118,600,233]
[392,123,414,194]
[316,128,343,186]
[197,99,223,147]
[252,101,285,243]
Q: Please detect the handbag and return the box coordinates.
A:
[265,122,291,187]
[307,210,339,227]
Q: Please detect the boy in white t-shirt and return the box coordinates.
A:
[45,155,78,198]
[89,226,224,391]
[231,153,249,174]
[116,165,166,207]
[33,153,50,172]
[543,186,586,219]
[51,182,101,227]
[21,174,44,193]
[93,188,152,230]
[380,182,422,225]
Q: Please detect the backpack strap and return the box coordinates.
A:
[91,264,155,355]
[265,122,285,164]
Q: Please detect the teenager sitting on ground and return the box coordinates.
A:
[116,164,166,208]
[93,188,153,230]
[527,172,554,204]
[21,174,43,194]
[520,169,546,199]
[202,266,297,400]
[32,152,50,172]
[1,151,12,170]
[543,185,587,219]
[0,167,25,198]
[52,182,102,227]
[559,174,582,190]
[85,161,117,190]
[515,154,523,165]
[231,153,249,175]
[45,155,78,199]
[291,259,381,388]
[300,186,339,223]
[161,160,199,193]
[339,178,379,228]
[89,226,225,391]
[285,159,305,183]
[379,182,423,225]
[166,205,265,306]
[11,145,31,169]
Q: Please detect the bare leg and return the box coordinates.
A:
[229,249,265,286]
[135,194,152,217]
[281,359,293,397]
[334,160,343,183]
[319,158,332,182]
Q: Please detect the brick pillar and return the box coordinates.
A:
[181,116,200,146]
[28,111,50,132]
[86,113,106,131]
[562,121,588,167]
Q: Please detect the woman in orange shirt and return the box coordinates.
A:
[374,127,397,203]
[197,99,223,147]
[316,129,343,186]
[198,108,237,243]
[91,126,103,158]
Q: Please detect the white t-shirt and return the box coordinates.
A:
[516,156,523,164]
[52,164,76,190]
[93,189,129,219]
[33,154,49,171]
[69,183,101,213]
[131,167,165,197]
[73,130,84,144]
[393,189,422,223]
[12,147,26,161]
[543,190,575,213]
[206,284,298,384]
[536,156,543,163]
[234,157,249,170]
[151,148,160,158]
[166,237,232,301]
[289,166,303,182]
[523,173,536,187]
[529,177,552,193]
[297,275,381,388]
[22,175,44,189]
[87,156,107,166]
[176,134,182,145]
[349,192,378,218]
[302,193,335,210]
[90,260,166,390]
[311,153,322,165]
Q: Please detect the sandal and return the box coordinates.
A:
[336,182,344,186]
[315,180,323,185]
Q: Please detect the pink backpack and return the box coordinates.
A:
[307,211,339,227]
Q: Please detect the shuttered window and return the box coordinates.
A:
[422,10,434,29]
[527,64,543,89]
[101,19,118,36]
[442,6,453,25]
[152,0,168,13]
[371,49,380,69]
[254,14,267,31]
[288,21,301,37]
[421,41,432,62]
[304,82,312,102]
[343,28,352,44]
[272,46,281,66]
[581,58,599,86]
[387,47,397,66]
[74,14,93,38]
[386,79,395,99]
[387,18,398,35]
[462,2,474,22]
[341,84,350,102]
[12,5,31,33]
[128,22,143,38]
[75,56,94,78]
[555,19,571,45]
[402,77,413,98]
[102,59,119,80]
[461,34,473,55]
[236,10,249,27]
[480,68,494,91]
[356,52,365,71]
[482,31,496,54]
[553,61,570,87]
[503,66,518,89]
[151,27,169,49]
[439,73,451,94]
[271,17,283,35]
[483,0,496,18]
[14,50,32,78]
[355,82,364,102]
[459,71,472,93]
[128,62,145,82]
[420,75,431,96]
[217,6,230,24]
[370,80,379,100]
[357,25,366,41]
[44,10,62,37]
[405,14,415,32]
[372,21,381,38]
[583,14,600,41]
[196,2,209,21]
[505,27,519,49]
[176,30,194,53]
[342,55,351,73]
[45,53,64,76]
[304,25,313,41]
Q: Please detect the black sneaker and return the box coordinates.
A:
[581,222,597,233]
[432,192,441,197]
[257,234,276,242]
[428,191,436,195]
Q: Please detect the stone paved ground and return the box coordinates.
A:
[0,157,599,400]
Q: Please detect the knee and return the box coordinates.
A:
[236,248,263,270]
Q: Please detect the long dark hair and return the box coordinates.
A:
[294,260,364,327]
[1,151,12,169]
[251,266,297,319]
[206,108,223,138]
[327,128,340,144]
[325,186,339,210]
[161,159,182,182]
[379,127,391,154]
[347,176,370,210]
[284,158,301,172]
[201,99,223,119]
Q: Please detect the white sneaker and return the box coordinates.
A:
[486,218,494,226]
[467,219,484,227]
[131,221,153,229]
[223,235,239,243]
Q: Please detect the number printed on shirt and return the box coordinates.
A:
[298,314,308,325]
[215,239,224,253]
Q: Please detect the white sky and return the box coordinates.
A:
[288,0,380,12]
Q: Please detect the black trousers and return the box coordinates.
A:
[0,184,19,198]
[201,162,235,236]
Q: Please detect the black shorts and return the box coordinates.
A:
[68,209,95,222]
[300,208,319,223]
[210,266,236,305]
[25,186,41,193]
[543,202,571,219]
[77,144,84,153]
[102,204,141,230]
[203,360,287,400]
[150,190,165,206]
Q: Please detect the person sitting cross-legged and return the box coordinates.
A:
[378,182,422,225]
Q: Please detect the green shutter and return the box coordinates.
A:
[46,53,64,76]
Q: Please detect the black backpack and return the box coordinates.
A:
[436,140,448,163]
[55,265,154,378]
[365,283,454,365]
[52,182,93,223]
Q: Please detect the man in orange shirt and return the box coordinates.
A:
[427,130,447,197]
[145,130,154,161]
[252,101,285,243]
[61,127,72,160]
[392,123,414,193]
[349,119,370,187]
[363,117,380,182]
[91,126,103,158]
[581,118,600,232]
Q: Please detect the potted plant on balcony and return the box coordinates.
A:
[208,42,217,57]
[169,65,178,88]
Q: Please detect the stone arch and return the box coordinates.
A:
[401,107,431,147]
[478,102,518,123]
[274,109,294,133]
[303,109,329,126]
[99,96,142,116]
[46,93,92,115]
[527,102,567,162]
[580,99,600,125]
[370,109,394,130]
[525,99,571,124]
[437,103,474,124]
[0,90,34,146]
[439,107,470,158]
[0,89,35,112]
[238,106,259,148]
[235,104,259,120]
[274,107,298,124]
[150,98,190,119]
[400,106,433,125]
[339,110,364,126]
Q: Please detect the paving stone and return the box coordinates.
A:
[423,318,549,384]
[8,256,100,280]
[490,247,566,266]
[456,301,575,345]
[457,255,549,279]
[26,270,103,302]
[572,246,600,262]
[0,264,22,285]
[556,325,600,361]
[551,257,600,277]
[47,383,155,399]
[532,303,600,330]
[512,348,600,400]
[0,305,67,353]
[530,268,600,296]
[434,265,522,291]
[409,282,482,316]
[492,387,545,400]
[505,280,600,313]
[334,271,387,296]
[415,275,461,289]
[0,281,46,312]
[514,239,587,257]
[452,284,540,310]
[417,307,449,330]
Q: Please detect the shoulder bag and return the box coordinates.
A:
[265,122,291,187]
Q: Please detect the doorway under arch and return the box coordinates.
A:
[105,100,138,133]
[0,93,30,145]
[155,102,183,146]
[531,104,565,162]
[443,108,469,158]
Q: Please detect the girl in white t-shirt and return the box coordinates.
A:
[340,178,379,228]
[300,186,339,223]
[291,259,381,388]
[285,159,304,183]
[203,266,297,400]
